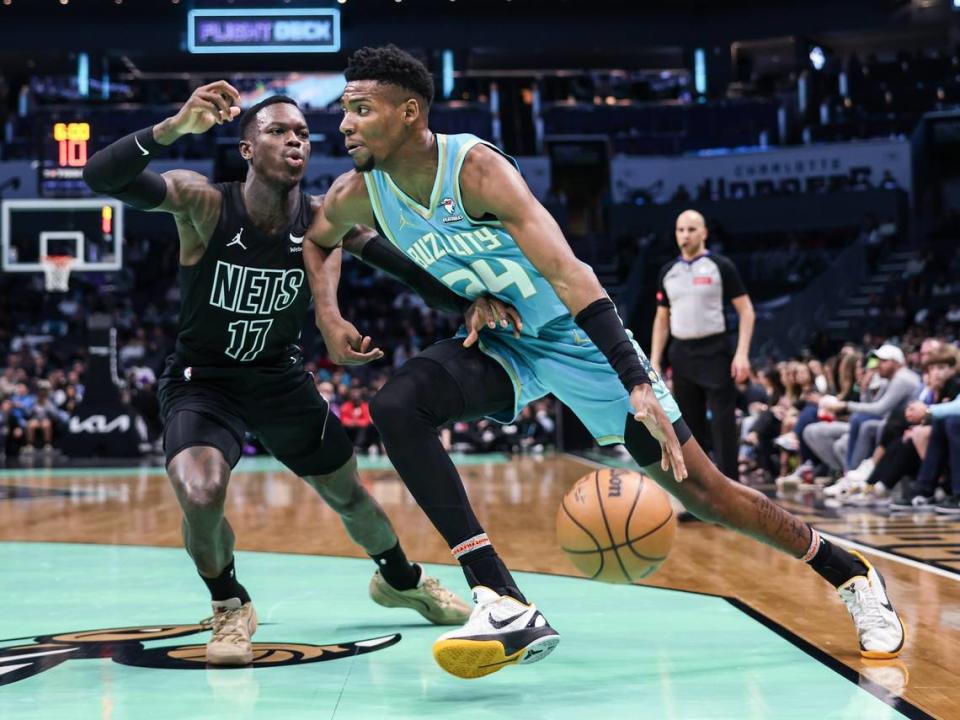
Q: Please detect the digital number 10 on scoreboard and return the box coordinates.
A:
[53,122,90,168]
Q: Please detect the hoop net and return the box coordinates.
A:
[41,255,77,292]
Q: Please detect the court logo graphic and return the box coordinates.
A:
[0,623,400,686]
[440,197,464,224]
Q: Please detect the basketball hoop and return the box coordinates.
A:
[41,255,77,292]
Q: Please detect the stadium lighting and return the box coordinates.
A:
[809,46,826,71]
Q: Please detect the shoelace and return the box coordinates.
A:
[468,594,516,624]
[200,607,249,646]
[840,581,887,632]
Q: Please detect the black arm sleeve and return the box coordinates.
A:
[358,234,470,314]
[575,297,652,392]
[82,127,168,210]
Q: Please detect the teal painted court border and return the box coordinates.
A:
[0,542,917,720]
[571,450,931,720]
[0,451,932,719]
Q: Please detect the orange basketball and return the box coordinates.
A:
[557,468,677,583]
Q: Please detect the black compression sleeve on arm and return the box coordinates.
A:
[82,127,168,210]
[360,234,470,314]
[575,297,652,392]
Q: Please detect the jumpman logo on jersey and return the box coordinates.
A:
[227,228,247,250]
[397,210,413,232]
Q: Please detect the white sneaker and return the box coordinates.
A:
[838,552,905,659]
[773,433,800,453]
[432,586,560,679]
[846,458,876,483]
[823,473,866,498]
[204,598,258,666]
[369,564,471,625]
[776,461,814,489]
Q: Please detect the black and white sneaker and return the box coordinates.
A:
[889,493,935,512]
[838,551,906,659]
[934,496,960,515]
[431,586,560,679]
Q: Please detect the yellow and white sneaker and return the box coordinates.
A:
[204,598,258,666]
[838,552,906,659]
[369,564,470,625]
[432,586,560,679]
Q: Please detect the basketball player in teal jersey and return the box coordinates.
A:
[307,46,905,679]
[81,80,533,666]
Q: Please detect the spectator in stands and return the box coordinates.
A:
[804,351,877,478]
[820,344,922,497]
[340,386,376,453]
[24,384,61,454]
[776,359,832,486]
[895,352,960,512]
[864,349,960,509]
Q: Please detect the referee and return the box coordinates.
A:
[650,209,755,481]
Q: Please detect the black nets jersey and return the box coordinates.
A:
[174,181,314,367]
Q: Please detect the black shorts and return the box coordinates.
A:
[667,334,734,390]
[157,355,353,476]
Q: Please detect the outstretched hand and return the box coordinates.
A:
[321,318,384,366]
[630,384,687,483]
[463,296,523,348]
[170,81,241,136]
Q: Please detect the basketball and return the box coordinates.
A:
[557,468,677,583]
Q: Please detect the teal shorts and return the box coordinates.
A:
[461,316,683,446]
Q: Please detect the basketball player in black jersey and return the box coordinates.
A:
[81,81,517,666]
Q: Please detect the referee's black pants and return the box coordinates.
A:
[667,334,739,481]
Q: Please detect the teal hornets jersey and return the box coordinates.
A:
[362,133,569,335]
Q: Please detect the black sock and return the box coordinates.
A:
[201,558,251,603]
[460,546,526,603]
[371,542,421,591]
[807,536,869,587]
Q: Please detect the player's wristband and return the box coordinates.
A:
[83,126,167,209]
[575,297,651,392]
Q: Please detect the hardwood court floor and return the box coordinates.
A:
[0,454,957,718]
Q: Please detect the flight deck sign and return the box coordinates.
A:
[188,9,341,54]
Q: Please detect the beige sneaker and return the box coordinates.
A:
[369,564,470,625]
[203,598,258,666]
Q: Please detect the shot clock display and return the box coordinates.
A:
[39,121,93,198]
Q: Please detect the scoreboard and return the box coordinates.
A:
[39,121,93,198]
